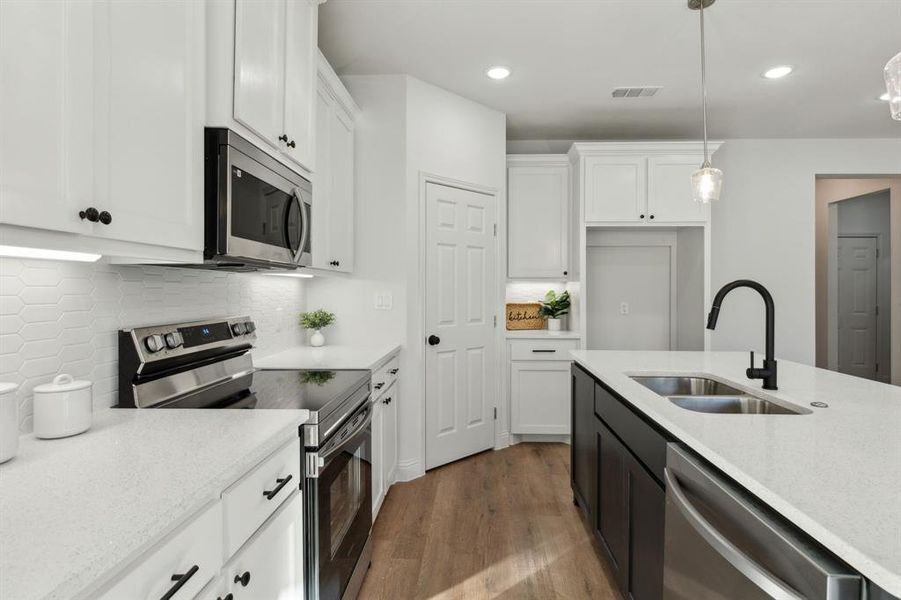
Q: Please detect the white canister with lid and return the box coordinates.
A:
[0,382,19,463]
[33,374,92,439]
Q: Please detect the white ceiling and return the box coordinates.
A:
[319,0,901,140]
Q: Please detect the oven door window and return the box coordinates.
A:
[329,444,365,557]
[230,165,296,251]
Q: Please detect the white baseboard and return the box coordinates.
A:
[510,433,571,445]
[395,458,425,482]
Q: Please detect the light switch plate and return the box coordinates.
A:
[374,292,393,310]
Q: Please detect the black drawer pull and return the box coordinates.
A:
[389,368,399,375]
[382,397,391,405]
[532,349,557,353]
[262,474,293,500]
[160,564,199,600]
[234,571,251,587]
[217,595,234,600]
[374,382,384,390]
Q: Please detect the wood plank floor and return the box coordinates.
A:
[359,443,619,600]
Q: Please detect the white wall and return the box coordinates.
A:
[0,258,307,431]
[308,75,506,480]
[710,139,901,365]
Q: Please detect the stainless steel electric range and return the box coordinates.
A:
[117,316,373,600]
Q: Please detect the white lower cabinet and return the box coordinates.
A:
[509,339,579,435]
[372,359,399,518]
[220,491,304,600]
[97,502,223,600]
[94,438,304,600]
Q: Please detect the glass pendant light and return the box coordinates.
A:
[689,0,722,204]
[885,51,901,121]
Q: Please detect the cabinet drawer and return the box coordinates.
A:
[222,437,300,558]
[594,381,668,482]
[372,354,399,399]
[97,502,222,600]
[510,339,579,361]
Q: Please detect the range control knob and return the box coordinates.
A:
[164,331,184,349]
[244,321,256,334]
[144,334,165,353]
[231,322,247,336]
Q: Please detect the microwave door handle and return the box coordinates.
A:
[664,468,804,600]
[298,189,311,265]
[286,188,304,264]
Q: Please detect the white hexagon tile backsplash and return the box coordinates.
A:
[0,258,308,432]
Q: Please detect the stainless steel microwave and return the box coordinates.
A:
[204,128,312,270]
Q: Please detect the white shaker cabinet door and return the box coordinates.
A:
[380,385,398,491]
[583,156,646,223]
[311,88,332,270]
[507,164,569,279]
[92,0,205,251]
[282,0,317,172]
[221,491,304,600]
[326,107,355,272]
[371,395,385,516]
[647,156,708,223]
[0,0,94,235]
[233,0,286,149]
[510,361,571,435]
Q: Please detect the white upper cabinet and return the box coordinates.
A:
[572,142,721,225]
[647,155,708,222]
[584,156,646,223]
[93,0,205,251]
[507,156,570,279]
[312,52,359,273]
[232,0,317,173]
[233,0,285,148]
[0,0,205,260]
[0,0,94,236]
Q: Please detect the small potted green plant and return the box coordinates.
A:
[299,309,336,347]
[539,290,570,333]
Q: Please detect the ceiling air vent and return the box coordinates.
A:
[612,86,662,98]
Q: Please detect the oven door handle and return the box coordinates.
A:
[310,404,371,477]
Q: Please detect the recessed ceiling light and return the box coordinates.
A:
[763,65,794,79]
[879,92,891,101]
[485,66,511,80]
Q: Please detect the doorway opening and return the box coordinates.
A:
[816,177,899,384]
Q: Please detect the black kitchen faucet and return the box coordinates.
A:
[706,279,778,390]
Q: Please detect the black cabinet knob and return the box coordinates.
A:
[389,368,399,375]
[79,207,100,222]
[427,335,440,346]
[329,260,340,267]
[217,595,234,600]
[278,134,288,142]
[99,211,112,225]
[287,140,296,148]
[234,571,251,587]
[649,214,655,220]
[639,214,645,219]
[383,397,391,405]
[563,270,568,276]
[374,382,384,390]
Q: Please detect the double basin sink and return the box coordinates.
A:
[630,376,808,415]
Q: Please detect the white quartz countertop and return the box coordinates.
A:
[255,344,401,371]
[0,407,308,600]
[505,330,581,340]
[570,350,901,596]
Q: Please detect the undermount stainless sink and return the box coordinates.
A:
[630,376,807,415]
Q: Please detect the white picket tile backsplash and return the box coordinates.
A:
[0,258,308,431]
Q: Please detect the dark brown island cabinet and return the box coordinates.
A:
[571,363,668,600]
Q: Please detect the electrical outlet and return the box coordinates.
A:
[620,302,630,315]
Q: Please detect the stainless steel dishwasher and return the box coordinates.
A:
[663,444,862,600]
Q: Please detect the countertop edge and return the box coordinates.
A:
[569,352,901,598]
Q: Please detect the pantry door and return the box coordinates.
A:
[424,182,496,470]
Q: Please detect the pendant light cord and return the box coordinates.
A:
[700,1,709,166]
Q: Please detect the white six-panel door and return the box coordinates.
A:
[425,183,496,470]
